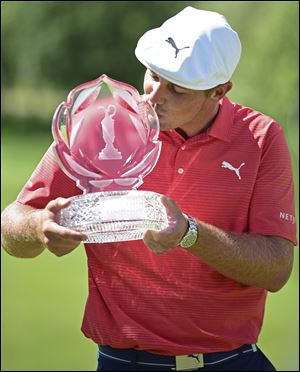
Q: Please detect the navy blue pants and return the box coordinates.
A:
[97,345,276,371]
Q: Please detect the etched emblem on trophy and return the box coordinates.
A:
[98,105,122,160]
[52,74,168,243]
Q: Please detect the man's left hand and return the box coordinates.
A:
[143,196,188,254]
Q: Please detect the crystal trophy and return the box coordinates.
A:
[52,75,168,243]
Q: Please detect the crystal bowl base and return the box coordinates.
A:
[58,190,168,243]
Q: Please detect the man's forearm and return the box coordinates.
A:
[188,219,294,292]
[1,202,45,258]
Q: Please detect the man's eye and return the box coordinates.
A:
[150,74,159,81]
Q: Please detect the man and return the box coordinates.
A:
[1,6,297,371]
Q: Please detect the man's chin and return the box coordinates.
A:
[157,118,171,131]
[158,123,170,131]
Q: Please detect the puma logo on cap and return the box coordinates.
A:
[165,37,190,58]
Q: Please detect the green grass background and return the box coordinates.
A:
[1,130,299,371]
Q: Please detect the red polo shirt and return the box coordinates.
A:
[17,96,297,355]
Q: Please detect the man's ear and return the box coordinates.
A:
[210,82,232,100]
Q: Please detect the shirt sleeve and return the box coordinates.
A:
[249,126,297,245]
[17,142,82,209]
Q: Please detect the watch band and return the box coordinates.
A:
[179,215,198,248]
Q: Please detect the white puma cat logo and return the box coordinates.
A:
[221,161,245,180]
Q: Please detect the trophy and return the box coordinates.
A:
[52,75,168,243]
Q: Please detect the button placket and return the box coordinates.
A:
[175,144,188,176]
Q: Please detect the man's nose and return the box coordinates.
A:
[148,83,166,105]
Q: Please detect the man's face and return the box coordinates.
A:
[143,69,213,133]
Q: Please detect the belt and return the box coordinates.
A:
[98,344,258,370]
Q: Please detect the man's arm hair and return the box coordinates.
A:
[1,199,86,258]
[189,220,295,292]
[143,196,295,292]
[1,202,45,258]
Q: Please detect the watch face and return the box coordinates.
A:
[180,232,197,248]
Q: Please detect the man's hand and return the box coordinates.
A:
[37,197,87,257]
[143,196,188,254]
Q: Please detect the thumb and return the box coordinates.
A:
[160,196,182,217]
[46,197,71,213]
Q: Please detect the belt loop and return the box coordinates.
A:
[251,344,257,352]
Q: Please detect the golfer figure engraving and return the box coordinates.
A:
[98,105,122,160]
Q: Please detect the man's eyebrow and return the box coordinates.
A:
[149,70,190,92]
[173,84,191,92]
[173,84,188,90]
[149,70,157,76]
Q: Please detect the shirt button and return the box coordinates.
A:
[178,168,184,174]
[181,145,186,150]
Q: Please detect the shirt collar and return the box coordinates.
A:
[207,96,234,143]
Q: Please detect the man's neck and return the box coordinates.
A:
[175,102,220,139]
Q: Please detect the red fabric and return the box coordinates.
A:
[17,97,297,355]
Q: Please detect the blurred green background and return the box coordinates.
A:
[1,1,299,371]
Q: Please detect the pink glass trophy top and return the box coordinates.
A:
[52,75,161,193]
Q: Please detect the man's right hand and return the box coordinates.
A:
[37,197,87,257]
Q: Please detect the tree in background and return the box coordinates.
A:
[2,1,299,128]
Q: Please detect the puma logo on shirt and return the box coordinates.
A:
[222,161,245,180]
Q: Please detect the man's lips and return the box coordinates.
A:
[155,110,166,117]
[144,100,166,117]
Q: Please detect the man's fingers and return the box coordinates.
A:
[46,197,71,213]
[143,229,171,254]
[43,221,87,242]
[143,231,160,253]
[55,226,87,241]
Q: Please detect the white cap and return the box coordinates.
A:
[135,6,241,90]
